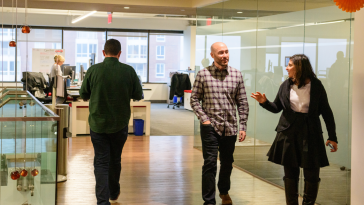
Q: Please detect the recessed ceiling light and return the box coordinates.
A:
[237,11,243,13]
[181,9,185,11]
[124,7,130,9]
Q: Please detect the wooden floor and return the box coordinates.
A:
[57,136,288,205]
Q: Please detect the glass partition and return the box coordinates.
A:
[194,1,353,204]
[0,91,59,205]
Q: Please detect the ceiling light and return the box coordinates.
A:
[181,9,185,11]
[237,12,243,13]
[124,7,130,9]
[72,11,97,23]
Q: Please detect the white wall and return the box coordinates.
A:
[351,9,364,205]
[183,26,197,83]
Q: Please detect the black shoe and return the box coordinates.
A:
[283,177,299,205]
[302,179,320,205]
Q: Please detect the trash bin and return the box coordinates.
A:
[133,119,144,136]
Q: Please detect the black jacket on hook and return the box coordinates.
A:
[169,73,191,100]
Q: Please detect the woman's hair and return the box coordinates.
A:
[54,55,65,63]
[289,54,317,88]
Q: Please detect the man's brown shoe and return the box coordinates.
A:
[219,194,233,205]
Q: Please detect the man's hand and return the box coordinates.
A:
[239,131,246,142]
[326,140,338,152]
[203,120,211,124]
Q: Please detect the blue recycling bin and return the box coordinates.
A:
[133,119,144,136]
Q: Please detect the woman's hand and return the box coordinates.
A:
[251,92,267,104]
[326,140,338,152]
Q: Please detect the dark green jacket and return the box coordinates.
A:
[80,57,143,134]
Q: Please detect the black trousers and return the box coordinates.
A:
[284,165,320,182]
[90,126,128,205]
[200,123,237,205]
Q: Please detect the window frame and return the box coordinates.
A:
[155,63,165,78]
[156,45,165,60]
[0,25,182,83]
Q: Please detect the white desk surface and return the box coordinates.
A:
[70,100,151,137]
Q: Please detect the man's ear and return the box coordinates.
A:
[210,52,214,58]
[102,50,106,57]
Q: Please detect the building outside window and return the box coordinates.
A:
[155,63,165,78]
[149,33,184,83]
[108,32,148,82]
[64,31,105,74]
[52,43,62,49]
[127,45,139,58]
[156,35,165,42]
[156,46,165,60]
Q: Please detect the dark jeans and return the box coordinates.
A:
[200,123,237,205]
[90,126,128,205]
[284,166,320,182]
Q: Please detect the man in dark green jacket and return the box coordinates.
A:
[80,39,142,205]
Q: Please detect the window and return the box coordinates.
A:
[52,43,61,49]
[149,33,183,83]
[0,61,8,75]
[128,45,139,58]
[156,46,165,60]
[9,61,15,75]
[156,63,165,78]
[89,44,97,57]
[77,44,88,57]
[35,29,45,38]
[76,62,88,73]
[34,42,46,48]
[156,35,165,42]
[2,42,9,55]
[141,45,147,58]
[52,30,62,39]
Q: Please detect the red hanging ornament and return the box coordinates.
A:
[20,169,28,177]
[9,41,16,47]
[11,170,20,180]
[334,0,364,12]
[31,169,39,176]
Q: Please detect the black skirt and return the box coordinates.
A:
[267,112,330,168]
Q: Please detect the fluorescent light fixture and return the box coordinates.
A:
[237,12,243,13]
[72,10,97,23]
[124,7,130,9]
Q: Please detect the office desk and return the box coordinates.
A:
[70,100,151,137]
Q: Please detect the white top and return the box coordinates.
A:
[290,82,311,113]
[50,63,62,79]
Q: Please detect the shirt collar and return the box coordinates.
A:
[211,62,229,73]
[103,57,119,62]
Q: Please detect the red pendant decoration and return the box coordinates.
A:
[9,41,16,47]
[20,169,28,177]
[11,170,20,180]
[21,25,30,34]
[334,0,364,12]
[31,169,39,176]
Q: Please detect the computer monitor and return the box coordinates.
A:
[60,64,70,73]
[63,66,76,81]
[80,65,85,81]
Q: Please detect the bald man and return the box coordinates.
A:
[191,42,249,205]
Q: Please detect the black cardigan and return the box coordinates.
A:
[260,77,338,143]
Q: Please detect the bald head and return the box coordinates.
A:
[210,42,228,54]
[210,42,229,69]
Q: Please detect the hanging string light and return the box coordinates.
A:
[334,0,364,12]
[21,0,30,33]
[9,0,16,47]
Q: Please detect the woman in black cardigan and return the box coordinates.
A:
[251,54,338,205]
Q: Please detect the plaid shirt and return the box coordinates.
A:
[190,63,249,136]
